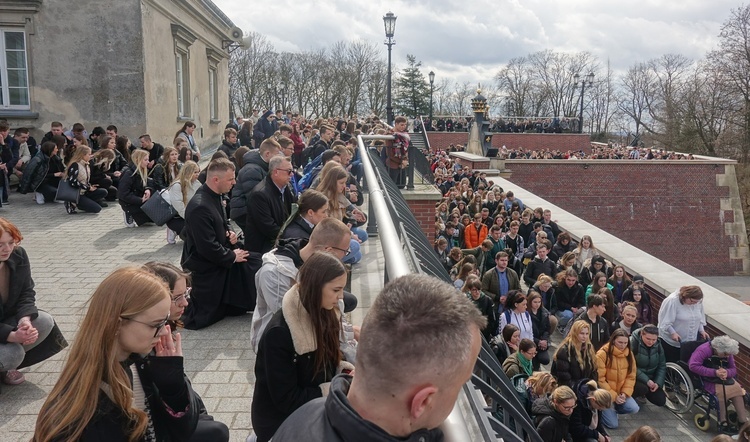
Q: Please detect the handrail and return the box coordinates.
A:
[356,134,539,442]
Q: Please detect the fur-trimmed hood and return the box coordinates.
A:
[281,285,342,356]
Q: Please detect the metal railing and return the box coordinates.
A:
[357,134,541,442]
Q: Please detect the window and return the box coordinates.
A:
[0,29,30,109]
[208,67,218,120]
[171,24,196,119]
[175,50,190,117]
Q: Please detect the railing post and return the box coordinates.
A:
[406,145,415,190]
[367,183,378,236]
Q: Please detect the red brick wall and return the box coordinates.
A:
[407,198,440,243]
[505,161,741,276]
[426,132,591,154]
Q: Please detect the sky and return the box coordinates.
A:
[213,0,745,83]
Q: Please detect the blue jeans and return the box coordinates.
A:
[351,226,368,243]
[342,238,361,264]
[601,396,639,429]
[555,309,574,329]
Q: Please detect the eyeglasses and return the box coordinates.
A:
[330,246,351,256]
[171,287,191,304]
[277,168,295,175]
[560,403,577,411]
[121,313,170,338]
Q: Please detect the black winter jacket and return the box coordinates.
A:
[117,165,154,206]
[18,150,50,193]
[554,282,585,312]
[551,342,598,388]
[229,150,268,219]
[532,396,572,442]
[569,379,608,442]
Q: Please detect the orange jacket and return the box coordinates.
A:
[463,223,488,249]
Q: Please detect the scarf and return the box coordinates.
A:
[518,351,533,376]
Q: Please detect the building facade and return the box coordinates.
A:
[0,0,236,150]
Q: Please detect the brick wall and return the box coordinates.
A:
[426,132,592,154]
[407,198,440,243]
[505,161,743,276]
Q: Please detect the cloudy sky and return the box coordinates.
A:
[214,0,744,83]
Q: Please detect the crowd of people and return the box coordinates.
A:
[417,116,581,134]
[428,148,748,440]
[0,110,743,441]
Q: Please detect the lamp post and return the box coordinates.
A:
[573,72,594,134]
[428,70,435,121]
[383,11,397,125]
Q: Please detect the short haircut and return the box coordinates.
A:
[0,122,9,132]
[321,150,341,164]
[72,123,85,132]
[356,274,486,395]
[259,138,281,155]
[268,155,290,172]
[106,125,118,132]
[224,127,237,138]
[510,220,520,228]
[279,124,292,133]
[679,285,703,302]
[206,157,235,176]
[538,239,552,250]
[587,293,605,308]
[394,116,407,124]
[51,121,63,128]
[309,217,350,248]
[481,239,493,249]
[519,338,536,352]
[14,127,29,136]
[495,251,509,260]
[91,126,106,137]
[138,134,152,142]
[276,136,293,149]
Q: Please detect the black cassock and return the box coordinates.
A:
[181,184,259,330]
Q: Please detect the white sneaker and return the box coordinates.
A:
[166,228,177,244]
[34,192,45,205]
[123,211,136,228]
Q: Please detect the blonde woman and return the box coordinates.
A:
[165,161,200,244]
[314,163,362,264]
[552,320,598,387]
[64,146,107,214]
[117,149,154,227]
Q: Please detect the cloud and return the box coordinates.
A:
[213,0,744,82]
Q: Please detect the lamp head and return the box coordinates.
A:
[383,11,397,38]
[429,70,435,84]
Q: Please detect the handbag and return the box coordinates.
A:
[141,189,177,226]
[55,180,80,203]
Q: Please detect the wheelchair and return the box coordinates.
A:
[663,340,742,433]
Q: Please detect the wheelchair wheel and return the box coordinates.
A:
[664,362,694,414]
[694,413,711,431]
[727,410,738,426]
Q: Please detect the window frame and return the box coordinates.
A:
[0,28,31,110]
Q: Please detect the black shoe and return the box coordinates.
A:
[98,201,108,207]
[65,202,77,214]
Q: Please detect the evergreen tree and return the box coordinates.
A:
[394,54,431,118]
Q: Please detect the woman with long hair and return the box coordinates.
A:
[251,252,352,442]
[494,323,520,364]
[575,234,598,269]
[166,160,200,244]
[597,328,639,428]
[608,265,632,305]
[151,146,181,190]
[89,148,118,202]
[585,271,613,302]
[314,163,363,264]
[569,379,612,442]
[175,121,200,160]
[279,189,329,242]
[63,146,108,214]
[527,291,553,370]
[142,262,230,441]
[33,267,201,441]
[114,135,132,165]
[552,320,598,387]
[117,149,154,227]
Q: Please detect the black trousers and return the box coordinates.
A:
[120,202,153,225]
[633,380,667,407]
[660,338,681,363]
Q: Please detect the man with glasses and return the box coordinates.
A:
[251,218,356,354]
[244,155,296,254]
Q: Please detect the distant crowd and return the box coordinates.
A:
[417,116,581,133]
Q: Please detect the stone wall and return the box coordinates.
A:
[426,132,591,154]
[505,160,750,276]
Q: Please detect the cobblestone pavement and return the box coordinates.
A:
[0,192,722,441]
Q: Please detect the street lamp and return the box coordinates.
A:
[573,72,594,134]
[428,70,435,121]
[383,11,397,125]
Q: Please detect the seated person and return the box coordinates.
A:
[630,324,667,407]
[0,218,65,386]
[597,329,639,429]
[689,336,749,433]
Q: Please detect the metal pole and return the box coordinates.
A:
[406,142,414,190]
[578,82,585,134]
[429,82,434,121]
[386,39,393,125]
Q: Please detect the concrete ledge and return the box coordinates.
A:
[488,174,750,349]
